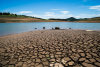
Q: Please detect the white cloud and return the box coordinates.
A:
[58,14,73,19]
[27,12,100,19]
[27,14,40,17]
[79,14,100,18]
[75,16,81,18]
[43,12,74,19]
[89,5,100,11]
[44,12,55,17]
[80,14,87,15]
[18,11,33,14]
[26,10,100,19]
[60,11,69,14]
[51,9,60,10]
[27,11,75,19]
[96,14,100,16]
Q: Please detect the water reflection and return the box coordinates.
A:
[0,22,100,36]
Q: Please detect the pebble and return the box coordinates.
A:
[54,63,64,67]
[68,61,74,66]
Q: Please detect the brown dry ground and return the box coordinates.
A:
[0,30,100,67]
[1,17,100,23]
[0,17,67,23]
[74,21,100,23]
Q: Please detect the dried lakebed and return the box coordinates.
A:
[0,30,100,67]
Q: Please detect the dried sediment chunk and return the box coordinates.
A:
[0,30,100,67]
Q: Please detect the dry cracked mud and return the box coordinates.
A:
[0,30,100,67]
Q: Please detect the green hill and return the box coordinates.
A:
[0,12,100,23]
[0,12,66,23]
[76,17,100,23]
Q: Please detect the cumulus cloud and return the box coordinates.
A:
[27,14,41,17]
[79,14,100,18]
[18,11,33,14]
[27,11,100,19]
[60,11,69,14]
[96,14,100,16]
[43,11,73,19]
[89,5,100,11]
[44,12,55,17]
[27,13,100,19]
[51,9,60,10]
[75,16,81,18]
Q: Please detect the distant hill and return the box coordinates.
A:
[0,12,100,23]
[49,17,100,23]
[0,17,66,23]
[0,12,65,23]
[0,15,48,23]
[75,17,100,23]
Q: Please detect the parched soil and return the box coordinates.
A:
[0,30,100,67]
[0,17,67,23]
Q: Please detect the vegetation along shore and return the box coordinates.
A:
[0,12,100,23]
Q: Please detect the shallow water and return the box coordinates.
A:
[0,22,100,36]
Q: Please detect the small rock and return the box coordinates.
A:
[22,63,28,67]
[80,53,85,57]
[8,65,15,67]
[61,59,67,64]
[37,64,43,67]
[0,48,5,53]
[86,30,92,31]
[77,50,83,53]
[82,62,96,67]
[41,58,47,62]
[15,62,23,67]
[43,27,45,29]
[68,61,74,66]
[55,27,60,29]
[27,60,32,64]
[9,60,17,65]
[49,59,55,62]
[56,52,62,55]
[36,58,41,63]
[94,62,100,66]
[0,61,9,65]
[51,55,54,58]
[50,63,54,67]
[42,61,49,66]
[89,59,96,62]
[79,58,86,62]
[54,63,64,67]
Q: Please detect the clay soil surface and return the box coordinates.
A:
[0,30,100,67]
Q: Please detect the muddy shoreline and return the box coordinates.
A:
[0,30,100,67]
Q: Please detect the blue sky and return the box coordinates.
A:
[0,0,100,19]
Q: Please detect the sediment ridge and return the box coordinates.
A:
[0,30,100,67]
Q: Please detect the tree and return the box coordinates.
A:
[67,17,77,21]
[2,12,10,15]
[0,12,2,15]
[2,12,7,15]
[15,14,17,16]
[7,12,10,15]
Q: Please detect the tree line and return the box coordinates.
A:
[0,12,45,19]
[0,12,17,16]
[49,17,78,21]
[0,12,32,18]
[1,12,97,21]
